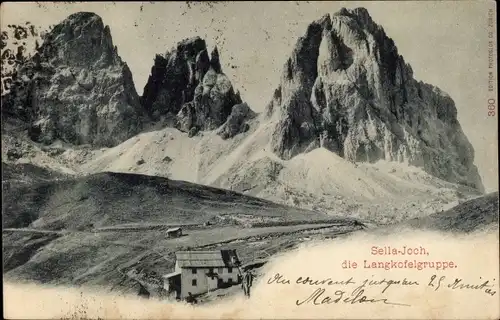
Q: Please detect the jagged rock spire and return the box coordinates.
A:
[210,46,221,73]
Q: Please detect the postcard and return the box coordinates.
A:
[1,1,498,319]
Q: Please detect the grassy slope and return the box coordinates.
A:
[2,171,337,230]
[403,192,499,233]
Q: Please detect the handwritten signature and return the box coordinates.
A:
[295,287,411,307]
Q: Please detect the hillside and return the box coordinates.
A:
[2,161,68,184]
[403,191,499,233]
[2,170,362,297]
[81,124,481,225]
[2,170,339,230]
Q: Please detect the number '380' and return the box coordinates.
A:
[488,99,496,117]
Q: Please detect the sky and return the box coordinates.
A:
[1,1,498,192]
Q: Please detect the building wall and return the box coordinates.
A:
[180,267,210,298]
[163,275,181,299]
[216,266,240,283]
[167,283,172,293]
[179,266,241,298]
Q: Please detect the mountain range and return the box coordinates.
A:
[1,8,486,225]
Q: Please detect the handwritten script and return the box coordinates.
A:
[266,273,497,307]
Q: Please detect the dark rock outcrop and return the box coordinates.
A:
[266,7,484,192]
[141,37,209,119]
[216,102,256,139]
[2,12,144,147]
[141,38,251,136]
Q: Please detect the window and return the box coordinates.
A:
[218,267,223,274]
[228,267,233,273]
[192,279,197,286]
[227,277,232,283]
[208,268,213,274]
[192,268,197,274]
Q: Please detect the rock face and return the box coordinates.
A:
[266,7,484,192]
[141,37,250,136]
[216,102,256,139]
[2,12,144,147]
[1,22,42,95]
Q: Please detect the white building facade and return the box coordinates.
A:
[163,250,242,299]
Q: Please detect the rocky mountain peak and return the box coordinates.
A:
[141,38,252,138]
[334,7,374,26]
[2,11,143,147]
[38,12,117,68]
[266,7,484,192]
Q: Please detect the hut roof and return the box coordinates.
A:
[162,271,181,279]
[175,250,240,268]
[166,227,182,233]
